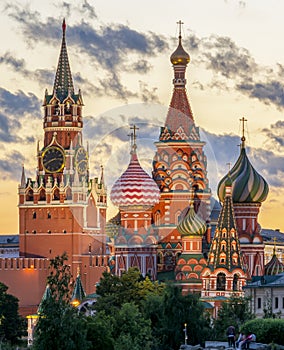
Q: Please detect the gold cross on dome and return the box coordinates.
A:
[130,124,139,145]
[177,20,184,37]
[239,117,247,145]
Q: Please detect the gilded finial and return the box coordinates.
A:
[273,236,277,255]
[177,20,184,40]
[240,117,247,149]
[130,125,139,154]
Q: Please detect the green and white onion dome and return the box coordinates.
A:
[177,203,207,237]
[218,146,269,203]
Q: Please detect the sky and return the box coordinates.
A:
[0,0,284,233]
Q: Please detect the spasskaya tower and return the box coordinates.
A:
[18,20,107,288]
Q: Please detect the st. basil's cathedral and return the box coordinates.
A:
[0,20,271,318]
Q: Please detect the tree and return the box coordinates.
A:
[0,282,25,345]
[95,268,165,314]
[213,295,255,340]
[142,285,211,350]
[86,311,114,350]
[113,303,152,350]
[32,253,90,350]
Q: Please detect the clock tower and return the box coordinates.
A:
[18,20,107,289]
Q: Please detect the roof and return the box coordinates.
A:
[110,149,160,207]
[218,146,269,204]
[244,272,284,288]
[0,235,19,246]
[207,183,244,272]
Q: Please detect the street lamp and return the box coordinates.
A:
[183,323,188,345]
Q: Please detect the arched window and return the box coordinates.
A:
[26,189,33,202]
[233,274,238,291]
[66,188,72,200]
[154,211,161,226]
[53,188,60,200]
[39,189,46,201]
[217,272,226,291]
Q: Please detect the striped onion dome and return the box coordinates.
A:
[110,148,160,207]
[218,143,269,203]
[265,250,284,275]
[177,203,207,237]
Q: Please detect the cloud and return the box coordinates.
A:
[4,3,168,102]
[0,151,25,180]
[0,88,41,116]
[262,120,284,151]
[237,81,284,109]
[185,32,284,110]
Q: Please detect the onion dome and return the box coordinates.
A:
[265,248,284,275]
[218,139,269,203]
[110,144,160,207]
[177,202,206,237]
[170,34,190,66]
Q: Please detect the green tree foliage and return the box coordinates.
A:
[213,295,255,340]
[142,285,211,350]
[95,268,165,314]
[94,269,211,350]
[241,318,284,345]
[113,303,152,350]
[32,253,90,350]
[0,282,25,345]
[86,312,114,350]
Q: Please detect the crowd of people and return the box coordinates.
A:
[226,326,256,349]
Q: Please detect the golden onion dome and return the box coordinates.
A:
[170,35,190,66]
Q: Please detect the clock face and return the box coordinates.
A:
[75,147,88,174]
[42,146,65,173]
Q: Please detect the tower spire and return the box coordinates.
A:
[53,19,74,99]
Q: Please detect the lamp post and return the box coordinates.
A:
[184,323,188,345]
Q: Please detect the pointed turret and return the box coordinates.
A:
[37,284,52,314]
[53,19,74,101]
[20,164,26,188]
[71,268,86,307]
[208,177,244,271]
[161,20,196,141]
[265,242,284,275]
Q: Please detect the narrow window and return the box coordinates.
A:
[275,297,279,309]
[257,297,261,309]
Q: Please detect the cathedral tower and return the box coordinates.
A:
[152,22,211,271]
[110,127,160,278]
[201,177,247,317]
[217,118,269,277]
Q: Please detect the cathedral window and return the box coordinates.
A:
[66,188,72,200]
[53,188,60,201]
[233,274,238,291]
[39,189,46,201]
[220,253,226,264]
[26,189,33,202]
[216,273,226,291]
[242,219,246,230]
[154,211,161,226]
